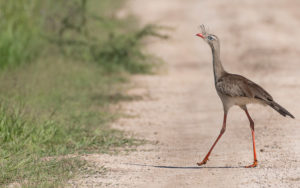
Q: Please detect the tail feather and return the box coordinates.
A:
[269,101,294,118]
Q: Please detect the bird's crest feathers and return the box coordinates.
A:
[199,24,208,37]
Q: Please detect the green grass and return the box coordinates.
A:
[2,157,86,187]
[0,0,163,187]
[0,60,142,186]
[91,24,167,73]
[0,0,42,69]
[0,0,165,72]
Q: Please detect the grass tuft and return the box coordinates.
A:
[0,99,141,186]
[91,24,167,73]
[0,0,42,69]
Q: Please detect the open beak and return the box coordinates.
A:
[196,33,204,38]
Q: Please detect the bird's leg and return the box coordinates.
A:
[197,113,227,166]
[244,109,258,168]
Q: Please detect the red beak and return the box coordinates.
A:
[196,33,204,38]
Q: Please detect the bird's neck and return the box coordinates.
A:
[211,45,225,82]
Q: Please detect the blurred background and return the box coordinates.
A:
[0,0,299,187]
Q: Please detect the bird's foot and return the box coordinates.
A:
[197,158,208,166]
[245,160,258,168]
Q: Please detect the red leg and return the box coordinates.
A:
[197,113,227,166]
[244,109,258,168]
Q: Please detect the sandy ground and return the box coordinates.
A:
[70,0,300,187]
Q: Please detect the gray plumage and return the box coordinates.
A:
[199,25,294,118]
[196,25,294,167]
[217,73,294,118]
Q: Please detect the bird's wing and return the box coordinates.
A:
[216,74,273,102]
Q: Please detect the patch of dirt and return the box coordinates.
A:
[70,0,300,187]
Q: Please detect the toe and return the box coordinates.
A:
[245,161,258,168]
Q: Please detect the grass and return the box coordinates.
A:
[91,24,167,73]
[0,0,164,187]
[3,157,86,187]
[0,60,142,186]
[0,0,44,69]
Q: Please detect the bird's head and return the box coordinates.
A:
[196,25,220,50]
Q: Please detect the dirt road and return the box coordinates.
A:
[72,0,300,187]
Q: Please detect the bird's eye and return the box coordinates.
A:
[207,36,214,40]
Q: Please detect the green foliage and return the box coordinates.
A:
[0,93,140,186]
[0,0,165,73]
[0,60,142,186]
[0,0,162,186]
[91,25,167,73]
[0,102,138,157]
[2,156,86,187]
[0,0,42,69]
[49,1,167,74]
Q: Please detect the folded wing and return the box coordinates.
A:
[216,73,273,102]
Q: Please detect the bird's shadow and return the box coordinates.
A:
[124,163,245,169]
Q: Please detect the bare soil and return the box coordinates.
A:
[70,0,300,187]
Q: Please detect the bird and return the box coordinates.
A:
[195,25,294,168]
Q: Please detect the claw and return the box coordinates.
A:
[197,159,208,166]
[245,160,258,168]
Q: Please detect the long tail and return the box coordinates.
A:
[269,101,294,118]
